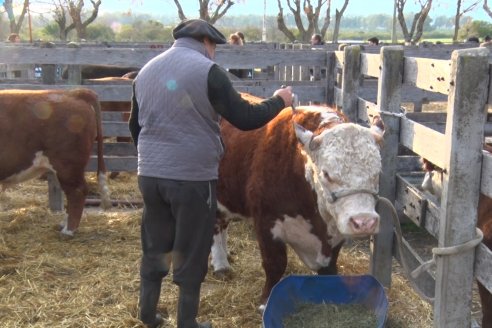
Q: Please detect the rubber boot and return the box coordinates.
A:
[139,278,164,328]
[177,285,212,328]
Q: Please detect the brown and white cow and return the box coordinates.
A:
[0,88,111,236]
[212,94,384,306]
[421,158,492,328]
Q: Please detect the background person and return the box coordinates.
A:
[7,33,20,43]
[128,18,293,328]
[228,33,243,46]
[367,36,379,46]
[235,31,245,44]
[481,35,492,47]
[310,33,324,46]
[228,32,246,78]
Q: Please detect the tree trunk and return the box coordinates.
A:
[276,0,335,43]
[171,0,235,24]
[54,0,100,41]
[276,0,296,42]
[413,0,432,43]
[396,0,432,44]
[173,0,187,21]
[332,0,349,44]
[3,0,29,34]
[453,0,462,42]
[485,0,492,18]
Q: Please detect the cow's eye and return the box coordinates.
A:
[322,170,333,183]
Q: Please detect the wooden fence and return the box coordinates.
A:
[334,45,492,328]
[1,42,491,327]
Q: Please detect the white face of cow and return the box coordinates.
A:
[421,170,443,201]
[295,122,382,237]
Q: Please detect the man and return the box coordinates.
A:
[129,19,292,328]
[367,37,379,46]
[310,33,324,46]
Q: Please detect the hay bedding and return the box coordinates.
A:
[283,302,377,328]
[0,173,434,327]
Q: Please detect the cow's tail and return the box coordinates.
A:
[93,94,112,210]
[71,88,112,209]
[76,88,112,209]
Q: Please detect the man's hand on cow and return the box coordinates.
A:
[274,86,293,108]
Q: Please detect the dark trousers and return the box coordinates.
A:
[138,176,217,287]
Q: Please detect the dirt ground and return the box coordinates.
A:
[0,171,482,327]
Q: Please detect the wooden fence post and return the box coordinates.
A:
[341,46,361,122]
[370,46,404,287]
[325,52,336,106]
[40,42,57,84]
[434,47,489,328]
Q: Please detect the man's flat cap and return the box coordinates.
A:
[173,19,227,44]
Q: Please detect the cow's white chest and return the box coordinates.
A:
[271,214,336,270]
[1,151,55,190]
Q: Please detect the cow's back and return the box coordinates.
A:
[0,89,98,181]
[218,107,321,219]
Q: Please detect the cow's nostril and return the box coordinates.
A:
[350,216,378,233]
[350,217,361,229]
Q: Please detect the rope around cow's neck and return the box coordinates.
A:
[376,196,483,303]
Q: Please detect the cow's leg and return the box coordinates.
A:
[317,241,343,275]
[211,229,230,272]
[478,282,492,328]
[254,219,288,308]
[57,171,88,236]
[211,209,232,277]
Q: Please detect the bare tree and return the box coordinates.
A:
[396,0,433,44]
[276,0,344,43]
[332,0,349,44]
[172,0,235,24]
[452,0,480,42]
[3,0,29,34]
[53,0,101,41]
[484,0,492,19]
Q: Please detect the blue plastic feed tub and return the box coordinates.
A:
[262,274,388,328]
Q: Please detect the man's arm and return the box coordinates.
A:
[128,82,141,147]
[208,64,291,131]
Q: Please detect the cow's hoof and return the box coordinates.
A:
[59,232,75,241]
[59,227,75,239]
[212,268,233,280]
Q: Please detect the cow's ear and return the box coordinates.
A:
[370,115,385,145]
[294,123,321,151]
[294,123,311,145]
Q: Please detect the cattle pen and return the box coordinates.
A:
[1,41,492,328]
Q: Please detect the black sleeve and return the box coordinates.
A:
[208,64,286,131]
[128,82,141,148]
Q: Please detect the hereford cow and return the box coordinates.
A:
[0,89,111,236]
[211,94,384,306]
[421,158,492,328]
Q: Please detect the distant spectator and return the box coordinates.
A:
[7,33,20,43]
[310,34,324,46]
[228,33,249,79]
[481,35,492,47]
[228,33,243,46]
[235,31,245,44]
[367,37,379,46]
[466,36,480,43]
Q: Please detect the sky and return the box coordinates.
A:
[98,0,491,21]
